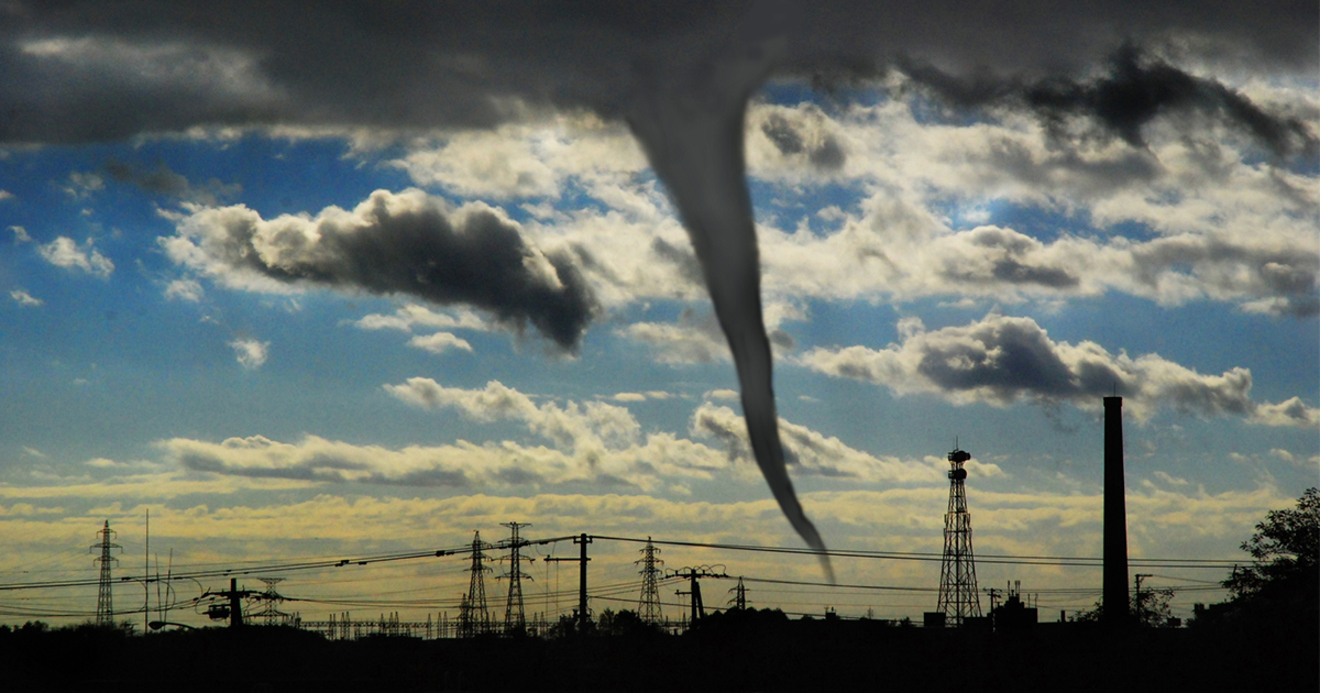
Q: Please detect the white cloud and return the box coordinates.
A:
[61,170,104,198]
[163,278,204,302]
[799,312,1313,426]
[351,304,489,333]
[690,402,958,483]
[390,113,648,202]
[738,98,1319,316]
[9,225,30,243]
[10,289,42,307]
[37,236,114,277]
[406,332,473,354]
[1249,397,1320,428]
[228,337,269,369]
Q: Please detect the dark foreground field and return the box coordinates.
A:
[3,613,1314,692]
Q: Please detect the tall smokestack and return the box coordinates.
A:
[1103,396,1130,627]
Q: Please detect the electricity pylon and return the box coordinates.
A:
[90,520,121,627]
[636,537,664,624]
[727,576,749,610]
[499,522,533,634]
[253,577,289,626]
[459,531,492,637]
[936,447,982,625]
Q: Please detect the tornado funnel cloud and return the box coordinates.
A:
[628,2,834,581]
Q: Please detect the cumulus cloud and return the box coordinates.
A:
[163,278,203,302]
[10,289,42,306]
[799,313,1316,426]
[619,304,799,365]
[737,94,1319,316]
[406,332,473,355]
[691,402,960,483]
[385,378,642,454]
[9,225,30,243]
[390,114,648,201]
[228,337,268,369]
[37,236,113,277]
[162,189,597,352]
[350,304,490,334]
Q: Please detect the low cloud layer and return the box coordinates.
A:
[161,189,597,352]
[800,313,1318,426]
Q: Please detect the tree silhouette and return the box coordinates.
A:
[1224,487,1319,603]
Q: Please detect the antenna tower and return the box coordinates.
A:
[936,447,982,625]
[90,520,121,627]
[728,576,749,610]
[499,522,533,634]
[635,537,664,624]
[459,531,492,637]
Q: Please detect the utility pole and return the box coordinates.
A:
[90,520,121,628]
[544,534,591,633]
[201,578,258,628]
[499,522,534,635]
[669,566,726,627]
[459,531,492,637]
[635,537,664,625]
[1134,573,1152,626]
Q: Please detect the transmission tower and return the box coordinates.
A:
[727,576,749,610]
[635,537,664,624]
[459,531,492,637]
[253,577,288,626]
[499,522,533,635]
[936,447,982,626]
[89,520,121,627]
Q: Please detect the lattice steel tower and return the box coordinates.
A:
[499,522,533,634]
[90,520,121,627]
[636,537,664,624]
[937,448,982,625]
[728,576,749,610]
[459,531,492,637]
[253,577,288,626]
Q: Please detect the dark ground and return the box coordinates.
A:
[2,612,1314,692]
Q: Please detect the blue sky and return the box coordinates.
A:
[0,2,1316,628]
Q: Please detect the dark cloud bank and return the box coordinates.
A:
[1,0,1314,145]
[177,191,597,352]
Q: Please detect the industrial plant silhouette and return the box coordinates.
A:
[0,397,1315,691]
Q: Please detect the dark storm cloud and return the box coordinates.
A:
[902,44,1318,159]
[0,1,1313,144]
[649,237,704,287]
[103,159,241,204]
[801,314,1276,422]
[171,190,597,352]
[761,113,806,155]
